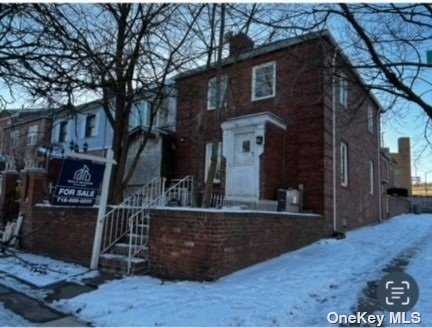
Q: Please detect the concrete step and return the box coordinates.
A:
[99,254,148,275]
[111,243,148,256]
[130,224,148,235]
[126,233,148,245]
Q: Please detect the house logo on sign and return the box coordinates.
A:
[73,165,92,182]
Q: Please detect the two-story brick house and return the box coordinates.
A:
[1,109,53,170]
[174,30,382,233]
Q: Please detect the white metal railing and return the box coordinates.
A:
[101,177,166,254]
[210,193,224,208]
[100,175,194,274]
[124,175,194,273]
[164,176,194,207]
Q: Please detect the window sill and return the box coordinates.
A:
[251,94,276,102]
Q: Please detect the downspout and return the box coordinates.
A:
[332,49,338,232]
[377,110,382,222]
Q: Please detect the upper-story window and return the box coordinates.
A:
[27,124,38,145]
[207,75,228,110]
[367,106,374,133]
[339,74,348,107]
[340,142,349,187]
[369,160,374,195]
[85,114,97,137]
[252,61,276,101]
[58,121,68,143]
[130,101,150,129]
[10,130,19,148]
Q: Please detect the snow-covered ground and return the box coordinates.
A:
[0,252,89,287]
[48,214,432,327]
[0,304,30,327]
[0,214,430,326]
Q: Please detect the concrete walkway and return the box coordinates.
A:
[345,233,431,327]
[0,270,118,327]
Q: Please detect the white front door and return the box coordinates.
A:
[227,131,258,199]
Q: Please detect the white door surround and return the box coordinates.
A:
[221,112,286,201]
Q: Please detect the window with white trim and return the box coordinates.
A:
[58,121,68,143]
[340,142,349,187]
[130,101,150,128]
[339,75,348,107]
[252,61,276,100]
[85,114,97,137]
[10,130,19,148]
[367,106,374,133]
[27,124,38,145]
[369,160,374,194]
[205,142,222,183]
[207,75,228,110]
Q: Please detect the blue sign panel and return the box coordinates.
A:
[52,158,105,206]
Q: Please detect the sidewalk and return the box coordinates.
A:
[0,252,118,327]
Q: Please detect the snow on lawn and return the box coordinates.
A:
[0,304,30,327]
[55,214,432,327]
[0,252,89,287]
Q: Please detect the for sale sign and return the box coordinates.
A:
[51,158,105,206]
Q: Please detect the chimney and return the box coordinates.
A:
[226,32,254,57]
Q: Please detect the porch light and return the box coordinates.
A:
[83,142,89,152]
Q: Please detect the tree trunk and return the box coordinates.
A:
[202,4,225,207]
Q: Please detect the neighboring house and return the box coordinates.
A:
[388,137,412,195]
[0,110,16,170]
[51,99,113,157]
[1,109,53,170]
[380,147,399,190]
[174,30,383,232]
[50,85,177,195]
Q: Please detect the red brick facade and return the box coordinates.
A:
[175,33,382,233]
[18,170,409,280]
[148,209,325,281]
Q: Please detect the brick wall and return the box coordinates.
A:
[19,169,97,265]
[22,206,97,265]
[261,124,285,200]
[0,171,19,228]
[321,40,381,231]
[175,39,327,216]
[148,208,325,281]
[388,196,411,218]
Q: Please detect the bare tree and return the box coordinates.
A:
[2,4,204,202]
[233,4,432,119]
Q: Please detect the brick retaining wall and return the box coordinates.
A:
[21,205,98,265]
[148,208,325,281]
